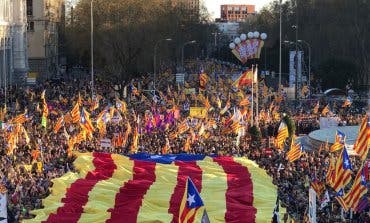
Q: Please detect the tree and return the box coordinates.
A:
[65,0,215,93]
[238,0,370,93]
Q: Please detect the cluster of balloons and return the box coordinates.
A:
[229,31,267,50]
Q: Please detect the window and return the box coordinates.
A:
[27,21,34,31]
[27,0,33,16]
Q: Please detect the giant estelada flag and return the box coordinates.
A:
[24,152,280,223]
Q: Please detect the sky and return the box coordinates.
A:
[203,0,274,19]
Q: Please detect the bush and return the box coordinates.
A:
[283,115,296,137]
[249,125,261,143]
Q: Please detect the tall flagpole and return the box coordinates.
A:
[255,64,259,126]
[251,65,254,126]
[279,0,282,89]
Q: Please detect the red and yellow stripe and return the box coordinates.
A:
[25,153,282,223]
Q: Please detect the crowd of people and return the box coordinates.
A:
[0,61,368,222]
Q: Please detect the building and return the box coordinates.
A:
[26,0,64,80]
[0,0,28,87]
[215,22,240,41]
[220,4,255,22]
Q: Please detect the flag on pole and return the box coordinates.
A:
[313,101,319,114]
[199,73,209,91]
[332,147,352,192]
[286,136,302,162]
[179,177,204,223]
[342,97,352,107]
[343,163,368,210]
[233,69,254,88]
[321,105,330,116]
[330,130,346,152]
[353,115,370,160]
[275,121,289,150]
[271,196,280,223]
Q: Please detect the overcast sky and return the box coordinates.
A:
[203,0,275,19]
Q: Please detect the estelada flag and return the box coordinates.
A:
[25,153,282,223]
[199,73,209,91]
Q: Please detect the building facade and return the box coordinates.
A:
[0,0,28,87]
[220,4,255,22]
[26,0,64,80]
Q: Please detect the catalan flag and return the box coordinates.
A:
[335,188,349,212]
[199,73,209,91]
[286,136,302,162]
[179,177,204,222]
[330,130,346,152]
[71,102,80,123]
[12,111,28,124]
[313,101,319,114]
[311,175,325,198]
[341,97,352,108]
[332,147,352,192]
[233,69,254,88]
[343,163,368,211]
[24,153,282,223]
[53,116,64,134]
[321,105,330,116]
[80,108,95,134]
[275,121,289,150]
[326,156,336,187]
[353,114,370,160]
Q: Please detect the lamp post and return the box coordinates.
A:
[181,40,196,73]
[279,0,282,89]
[153,38,172,90]
[90,0,94,98]
[298,40,311,97]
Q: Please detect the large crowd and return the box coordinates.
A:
[0,61,369,222]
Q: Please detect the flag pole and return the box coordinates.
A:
[256,64,259,126]
[251,65,254,126]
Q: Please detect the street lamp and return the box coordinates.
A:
[90,0,94,98]
[298,40,311,97]
[181,40,196,73]
[153,38,172,90]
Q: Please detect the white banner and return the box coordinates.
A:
[0,193,7,223]
[309,187,317,223]
[100,138,112,148]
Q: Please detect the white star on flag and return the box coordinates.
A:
[187,193,195,206]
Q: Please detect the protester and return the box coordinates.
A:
[0,60,368,222]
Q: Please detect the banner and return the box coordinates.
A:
[309,187,317,223]
[0,192,7,223]
[24,153,282,223]
[100,138,111,148]
[189,107,207,118]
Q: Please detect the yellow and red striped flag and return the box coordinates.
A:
[286,136,302,162]
[321,105,330,116]
[275,121,289,150]
[12,111,28,124]
[233,69,254,88]
[199,73,209,91]
[332,147,352,192]
[353,115,370,160]
[313,101,319,114]
[330,130,346,152]
[343,163,368,210]
[24,153,282,223]
[53,116,64,134]
[71,103,80,123]
[80,108,95,134]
